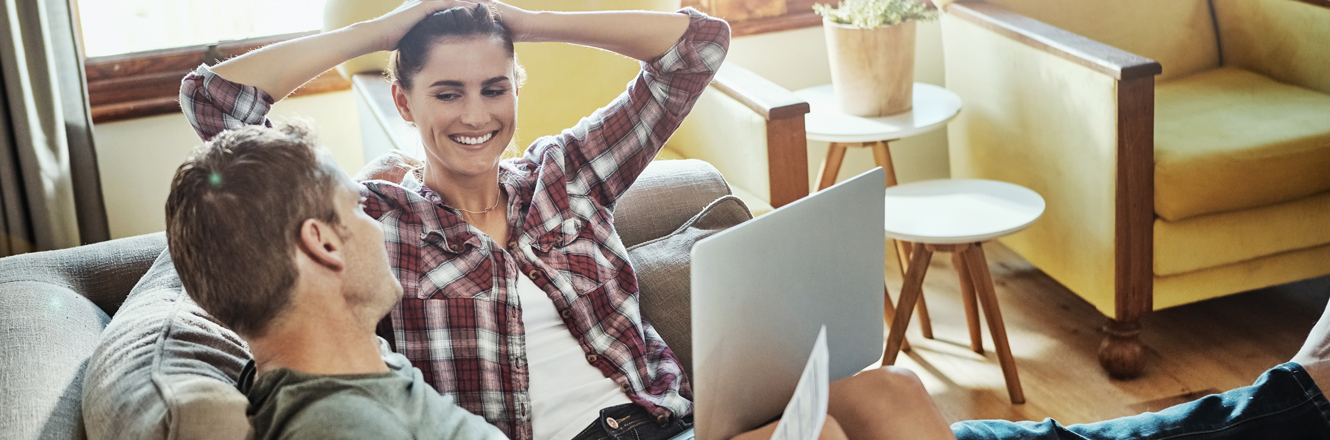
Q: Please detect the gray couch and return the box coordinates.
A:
[0,159,749,440]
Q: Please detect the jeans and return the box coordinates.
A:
[570,403,694,440]
[953,363,1330,440]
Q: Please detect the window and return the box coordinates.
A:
[77,0,349,123]
[80,0,822,123]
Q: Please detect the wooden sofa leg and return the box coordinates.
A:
[1098,318,1145,379]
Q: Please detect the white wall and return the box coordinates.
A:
[94,20,950,239]
[95,90,364,239]
[728,20,950,189]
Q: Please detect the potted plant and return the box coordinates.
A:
[814,0,939,117]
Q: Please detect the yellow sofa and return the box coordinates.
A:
[330,0,811,216]
[941,0,1330,378]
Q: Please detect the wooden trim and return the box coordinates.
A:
[729,11,822,37]
[85,31,350,123]
[711,64,809,120]
[1113,76,1155,323]
[764,116,810,208]
[947,2,1162,80]
[1303,0,1330,9]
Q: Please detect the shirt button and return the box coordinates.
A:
[621,383,631,393]
[560,310,572,319]
[508,241,518,250]
[449,244,459,251]
[527,270,540,280]
[606,417,620,429]
[586,354,598,363]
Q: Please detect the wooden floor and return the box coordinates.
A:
[877,240,1330,425]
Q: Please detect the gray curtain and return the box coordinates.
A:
[0,0,108,256]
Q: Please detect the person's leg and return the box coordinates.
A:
[732,415,848,440]
[1291,297,1330,389]
[953,363,1330,440]
[827,366,955,440]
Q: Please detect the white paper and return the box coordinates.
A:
[770,325,830,440]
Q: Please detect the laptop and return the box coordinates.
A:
[680,168,887,440]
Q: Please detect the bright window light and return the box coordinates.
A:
[78,0,326,58]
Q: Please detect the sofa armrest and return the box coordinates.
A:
[666,64,810,210]
[613,159,736,248]
[1212,0,1330,95]
[942,2,1157,325]
[0,232,165,315]
[947,2,1161,80]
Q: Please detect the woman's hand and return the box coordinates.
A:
[355,150,425,184]
[482,1,537,42]
[364,0,476,52]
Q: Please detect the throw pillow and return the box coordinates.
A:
[82,250,252,440]
[628,195,752,380]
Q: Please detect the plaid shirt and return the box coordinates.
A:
[180,9,728,440]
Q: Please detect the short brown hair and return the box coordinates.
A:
[165,122,344,337]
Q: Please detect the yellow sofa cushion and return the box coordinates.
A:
[1155,190,1330,277]
[1154,67,1330,221]
[981,0,1219,82]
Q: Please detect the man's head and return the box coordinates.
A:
[165,123,400,339]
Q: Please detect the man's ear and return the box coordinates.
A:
[297,219,345,272]
[391,82,415,123]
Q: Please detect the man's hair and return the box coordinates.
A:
[389,2,526,90]
[165,122,344,338]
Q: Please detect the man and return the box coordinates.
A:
[164,123,507,440]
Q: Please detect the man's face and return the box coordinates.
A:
[330,175,402,314]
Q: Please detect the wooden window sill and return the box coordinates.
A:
[86,31,350,124]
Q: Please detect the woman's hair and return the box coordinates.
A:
[389,3,526,90]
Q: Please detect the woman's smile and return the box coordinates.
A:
[449,130,498,147]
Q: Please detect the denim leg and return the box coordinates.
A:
[952,363,1330,440]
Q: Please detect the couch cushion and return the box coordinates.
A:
[982,0,1219,82]
[1155,189,1330,277]
[1154,67,1330,221]
[82,250,252,440]
[628,195,752,380]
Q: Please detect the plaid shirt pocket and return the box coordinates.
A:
[416,240,497,300]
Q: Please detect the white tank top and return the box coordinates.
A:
[515,274,633,440]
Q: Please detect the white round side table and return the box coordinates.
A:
[795,82,962,190]
[880,179,1045,405]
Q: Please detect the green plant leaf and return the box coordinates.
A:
[813,0,939,28]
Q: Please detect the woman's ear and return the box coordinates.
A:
[297,218,345,272]
[391,82,415,123]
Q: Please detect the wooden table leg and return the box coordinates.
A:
[961,243,1025,404]
[816,142,848,191]
[882,283,911,352]
[882,245,933,367]
[952,251,984,354]
[869,141,898,187]
[892,240,933,339]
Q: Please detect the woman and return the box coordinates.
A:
[180,2,953,440]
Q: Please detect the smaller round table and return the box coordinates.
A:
[880,179,1045,405]
[795,83,962,190]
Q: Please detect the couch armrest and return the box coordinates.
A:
[613,159,735,249]
[0,232,165,315]
[1212,0,1330,95]
[943,2,1157,325]
[666,64,810,210]
[947,2,1161,80]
